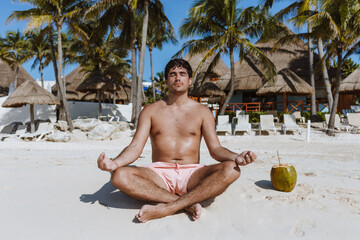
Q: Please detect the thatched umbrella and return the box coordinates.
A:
[339,68,360,94]
[2,80,59,133]
[0,60,35,97]
[256,69,315,113]
[76,71,125,116]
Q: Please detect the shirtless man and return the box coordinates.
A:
[97,59,256,223]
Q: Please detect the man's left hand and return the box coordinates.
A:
[235,151,257,166]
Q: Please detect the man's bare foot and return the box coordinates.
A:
[136,203,173,223]
[185,203,202,221]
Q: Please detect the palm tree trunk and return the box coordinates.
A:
[14,65,19,89]
[56,24,73,131]
[40,63,44,88]
[135,0,149,128]
[149,47,156,101]
[49,26,62,122]
[63,65,66,92]
[220,47,235,115]
[317,37,333,110]
[129,2,137,123]
[98,89,102,116]
[308,25,317,117]
[326,47,343,136]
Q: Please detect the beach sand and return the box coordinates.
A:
[1,130,360,239]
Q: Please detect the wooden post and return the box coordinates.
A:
[30,104,35,133]
[283,93,288,113]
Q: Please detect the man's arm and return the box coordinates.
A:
[201,106,256,166]
[97,106,152,172]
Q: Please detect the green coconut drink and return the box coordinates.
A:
[270,151,297,192]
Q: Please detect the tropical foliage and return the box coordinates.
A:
[177,0,279,115]
[2,0,360,136]
[0,30,32,88]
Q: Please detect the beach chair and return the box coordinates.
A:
[216,115,231,135]
[347,113,360,133]
[293,111,305,123]
[233,114,251,135]
[99,109,122,122]
[0,124,15,141]
[281,114,302,134]
[342,109,355,117]
[350,105,360,112]
[231,110,245,125]
[323,114,352,132]
[0,123,28,141]
[259,115,277,135]
[267,110,279,123]
[19,122,54,141]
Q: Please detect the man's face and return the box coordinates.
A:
[166,67,192,94]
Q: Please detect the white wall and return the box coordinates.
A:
[0,97,132,126]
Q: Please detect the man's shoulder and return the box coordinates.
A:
[188,99,212,113]
[143,100,166,110]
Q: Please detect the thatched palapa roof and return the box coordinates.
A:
[76,71,122,92]
[339,68,360,94]
[256,69,315,96]
[0,60,34,97]
[52,66,130,101]
[190,82,225,97]
[184,52,229,78]
[2,80,59,108]
[217,28,323,92]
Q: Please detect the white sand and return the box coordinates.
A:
[1,130,360,239]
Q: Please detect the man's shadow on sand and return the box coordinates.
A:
[80,174,215,211]
[80,179,144,210]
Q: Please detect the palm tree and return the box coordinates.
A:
[263,0,334,119]
[146,1,177,101]
[306,0,360,135]
[178,0,277,115]
[144,71,168,103]
[154,71,167,99]
[8,0,92,131]
[25,31,51,88]
[0,30,32,89]
[70,19,130,78]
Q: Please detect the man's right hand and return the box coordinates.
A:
[97,152,118,172]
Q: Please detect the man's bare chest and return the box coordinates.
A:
[150,109,202,136]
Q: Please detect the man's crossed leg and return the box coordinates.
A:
[111,161,240,222]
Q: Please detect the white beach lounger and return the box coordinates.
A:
[216,115,231,135]
[19,122,54,141]
[234,114,251,135]
[259,115,277,135]
[281,114,302,134]
[347,113,360,133]
[293,111,305,123]
[323,114,352,132]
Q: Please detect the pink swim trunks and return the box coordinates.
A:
[145,162,205,196]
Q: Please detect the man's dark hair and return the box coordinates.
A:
[165,59,193,79]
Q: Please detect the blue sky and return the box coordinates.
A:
[0,0,326,82]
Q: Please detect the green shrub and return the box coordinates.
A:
[300,111,328,122]
[248,111,267,123]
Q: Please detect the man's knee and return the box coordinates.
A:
[111,167,133,191]
[220,161,241,183]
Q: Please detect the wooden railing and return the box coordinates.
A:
[225,99,329,113]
